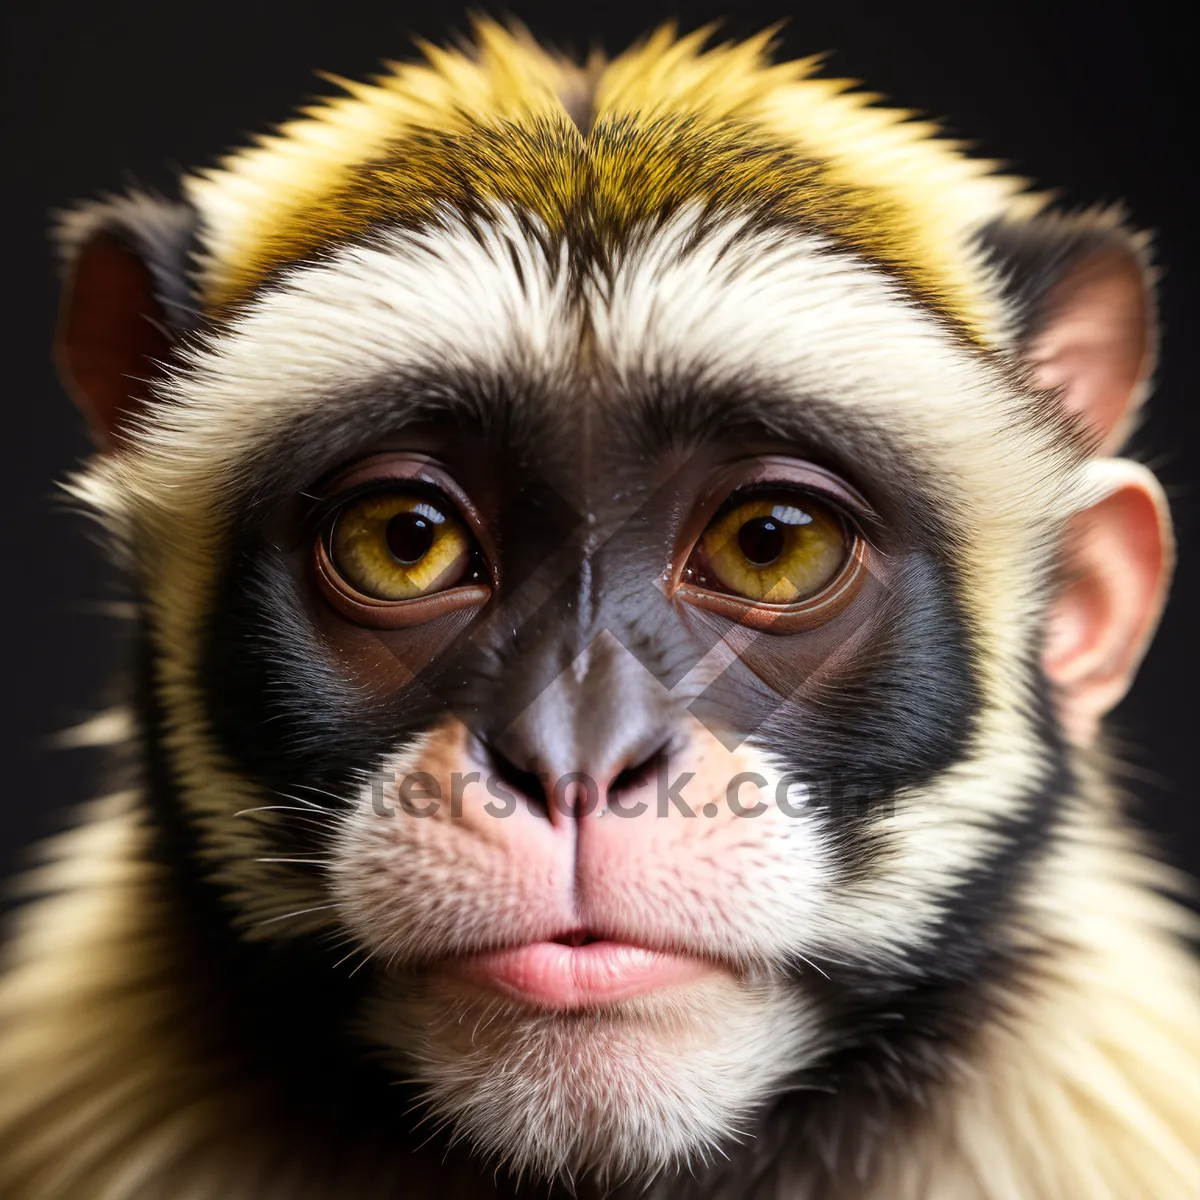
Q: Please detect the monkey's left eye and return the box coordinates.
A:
[681,491,864,628]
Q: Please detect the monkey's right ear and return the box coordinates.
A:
[54,193,198,450]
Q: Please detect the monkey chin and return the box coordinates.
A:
[363,968,817,1186]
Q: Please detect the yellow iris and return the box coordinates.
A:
[696,495,847,603]
[329,492,471,601]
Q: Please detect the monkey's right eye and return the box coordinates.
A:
[314,488,490,627]
[329,492,471,600]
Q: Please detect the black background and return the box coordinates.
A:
[1,0,1196,895]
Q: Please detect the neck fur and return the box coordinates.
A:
[1,759,1197,1200]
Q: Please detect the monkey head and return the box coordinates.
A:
[36,22,1195,1197]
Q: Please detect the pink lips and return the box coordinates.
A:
[448,937,712,1009]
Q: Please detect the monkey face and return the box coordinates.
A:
[62,206,1114,1183]
[47,27,1177,1192]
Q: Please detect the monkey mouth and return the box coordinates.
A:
[440,932,715,1010]
[549,928,603,947]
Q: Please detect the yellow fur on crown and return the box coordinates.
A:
[186,20,1040,337]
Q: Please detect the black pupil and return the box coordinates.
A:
[386,512,436,564]
[737,516,787,566]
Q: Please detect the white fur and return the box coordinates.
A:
[368,972,819,1186]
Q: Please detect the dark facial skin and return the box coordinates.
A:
[200,373,980,907]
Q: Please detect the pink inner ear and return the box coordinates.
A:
[1043,472,1170,745]
[1028,249,1153,454]
[54,235,172,449]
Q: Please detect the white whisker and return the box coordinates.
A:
[792,952,830,980]
[253,903,339,928]
[255,857,333,866]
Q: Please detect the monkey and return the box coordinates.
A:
[1,18,1198,1200]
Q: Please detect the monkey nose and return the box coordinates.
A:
[480,644,676,826]
[481,731,669,825]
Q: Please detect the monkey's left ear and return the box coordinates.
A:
[979,210,1156,453]
[980,213,1170,742]
[54,192,198,450]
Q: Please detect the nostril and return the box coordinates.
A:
[608,742,670,804]
[479,736,673,820]
[484,742,550,816]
